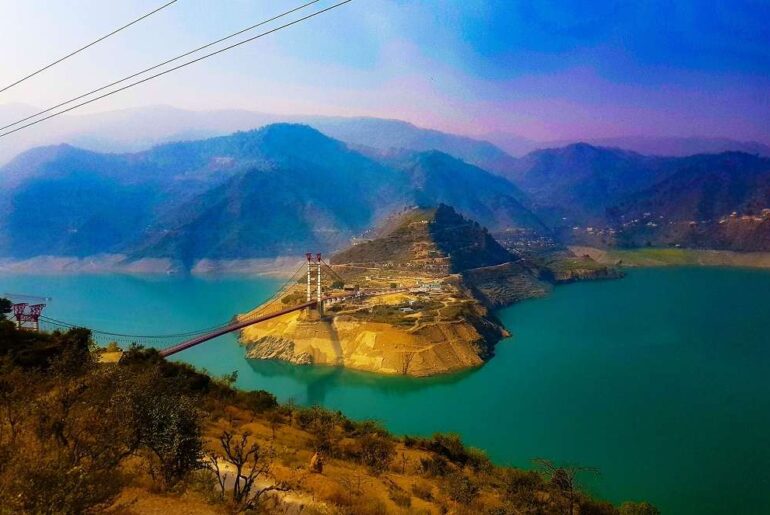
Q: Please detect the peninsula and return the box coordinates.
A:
[239,205,617,376]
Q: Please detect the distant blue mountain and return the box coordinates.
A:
[0,124,545,264]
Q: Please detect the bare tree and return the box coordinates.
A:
[206,429,289,512]
[400,351,416,375]
[534,458,599,515]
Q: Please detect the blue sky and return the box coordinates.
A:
[0,0,767,142]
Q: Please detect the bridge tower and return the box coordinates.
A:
[305,252,324,316]
[316,253,324,316]
[11,302,46,331]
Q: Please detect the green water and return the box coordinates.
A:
[1,268,769,514]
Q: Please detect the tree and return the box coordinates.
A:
[0,298,11,321]
[534,458,599,515]
[359,432,395,473]
[134,391,203,488]
[205,430,288,512]
[399,351,416,375]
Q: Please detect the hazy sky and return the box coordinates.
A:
[0,0,768,142]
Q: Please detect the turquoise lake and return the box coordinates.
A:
[1,267,768,514]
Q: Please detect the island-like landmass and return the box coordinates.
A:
[239,205,619,376]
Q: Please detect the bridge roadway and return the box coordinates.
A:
[158,288,407,358]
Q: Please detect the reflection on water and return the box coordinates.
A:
[245,358,478,405]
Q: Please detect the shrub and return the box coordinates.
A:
[411,482,433,501]
[444,472,479,505]
[134,392,203,488]
[466,447,493,473]
[429,433,470,466]
[359,433,395,473]
[619,501,661,515]
[389,487,411,508]
[420,455,451,477]
[240,389,278,413]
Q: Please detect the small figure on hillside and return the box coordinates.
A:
[309,451,324,473]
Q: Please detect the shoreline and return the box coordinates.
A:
[5,247,770,277]
[569,246,770,269]
[0,254,302,278]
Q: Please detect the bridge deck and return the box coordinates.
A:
[159,300,318,357]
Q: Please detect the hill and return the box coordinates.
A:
[0,124,546,268]
[499,144,770,252]
[240,207,569,376]
[304,116,520,175]
[566,135,770,158]
[331,204,517,273]
[0,318,656,514]
[501,143,667,227]
[608,152,770,250]
[0,106,522,174]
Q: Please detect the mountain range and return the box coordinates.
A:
[3,104,768,166]
[0,124,545,264]
[2,114,770,267]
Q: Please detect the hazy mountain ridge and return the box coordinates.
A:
[0,124,545,265]
[3,111,770,262]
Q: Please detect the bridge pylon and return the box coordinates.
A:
[306,252,324,317]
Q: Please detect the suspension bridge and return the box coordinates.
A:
[17,253,386,359]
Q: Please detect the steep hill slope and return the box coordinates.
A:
[608,152,770,250]
[133,125,408,265]
[610,152,770,222]
[502,143,667,227]
[331,204,516,273]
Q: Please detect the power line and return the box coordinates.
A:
[39,315,228,339]
[0,0,179,94]
[0,0,353,139]
[0,0,321,133]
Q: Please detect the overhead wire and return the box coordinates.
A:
[0,0,354,139]
[0,0,322,133]
[0,0,179,94]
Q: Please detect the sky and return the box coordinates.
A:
[0,0,768,143]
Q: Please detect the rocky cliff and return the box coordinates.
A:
[241,307,503,377]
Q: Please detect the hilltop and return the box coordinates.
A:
[331,204,517,273]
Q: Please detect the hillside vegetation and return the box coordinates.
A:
[0,309,658,514]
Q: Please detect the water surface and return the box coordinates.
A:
[1,268,768,514]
